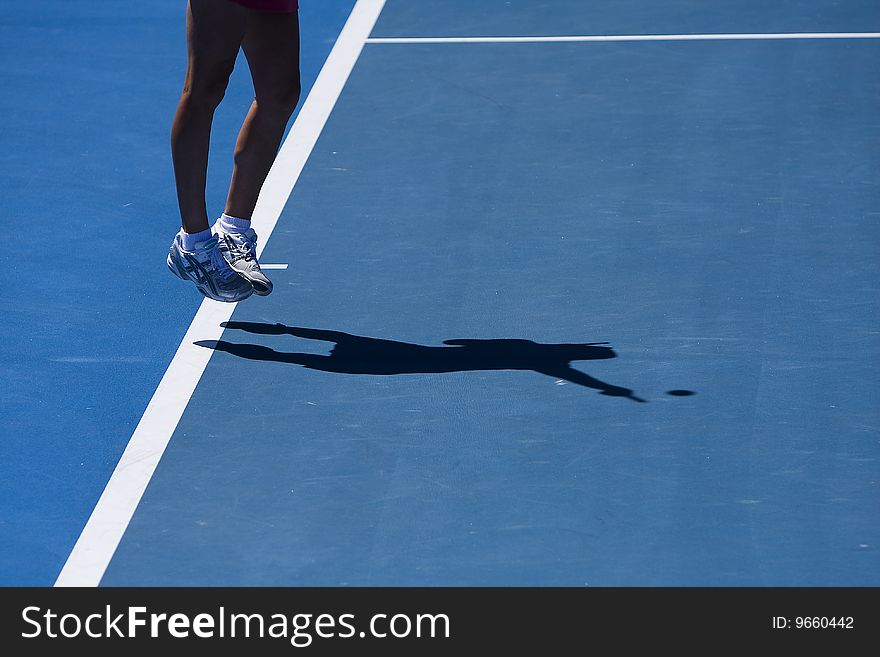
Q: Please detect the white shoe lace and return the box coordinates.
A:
[222,229,258,266]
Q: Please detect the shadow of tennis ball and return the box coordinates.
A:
[666,390,695,396]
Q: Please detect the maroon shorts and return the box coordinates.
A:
[231,0,298,12]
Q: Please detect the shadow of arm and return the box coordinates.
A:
[220,322,355,345]
[195,340,327,368]
[221,321,291,335]
[536,365,646,402]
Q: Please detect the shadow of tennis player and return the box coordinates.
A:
[195,321,646,402]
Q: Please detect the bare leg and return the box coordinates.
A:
[171,0,248,234]
[224,9,301,220]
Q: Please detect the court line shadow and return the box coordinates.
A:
[195,322,647,402]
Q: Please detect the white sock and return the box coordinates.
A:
[219,213,251,234]
[180,227,213,251]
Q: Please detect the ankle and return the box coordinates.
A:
[180,227,213,251]
[219,212,251,233]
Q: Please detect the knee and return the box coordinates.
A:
[257,81,301,120]
[181,61,237,110]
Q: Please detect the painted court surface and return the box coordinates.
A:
[2,1,878,586]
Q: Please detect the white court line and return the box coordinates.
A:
[54,0,387,588]
[260,263,289,270]
[367,32,880,43]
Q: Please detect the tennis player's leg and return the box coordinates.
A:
[212,8,302,296]
[167,0,253,302]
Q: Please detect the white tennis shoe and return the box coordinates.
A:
[167,231,254,303]
[212,220,273,296]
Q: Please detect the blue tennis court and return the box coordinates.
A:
[2,0,878,586]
